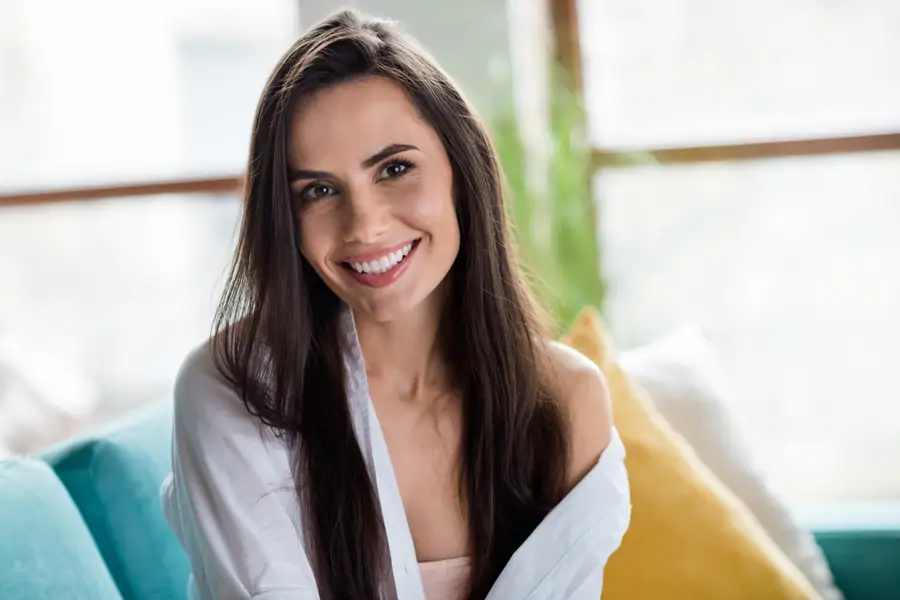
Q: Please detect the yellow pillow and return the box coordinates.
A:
[561,307,820,599]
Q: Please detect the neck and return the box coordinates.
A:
[352,287,451,403]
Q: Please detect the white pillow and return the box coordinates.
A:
[620,326,843,600]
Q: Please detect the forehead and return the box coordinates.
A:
[288,76,436,166]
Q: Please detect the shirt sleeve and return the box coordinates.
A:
[161,343,320,600]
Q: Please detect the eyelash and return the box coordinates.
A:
[379,159,415,180]
[297,158,417,203]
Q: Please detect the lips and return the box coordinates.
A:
[339,239,421,288]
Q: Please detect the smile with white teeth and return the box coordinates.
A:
[347,242,415,275]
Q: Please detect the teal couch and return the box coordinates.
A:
[0,401,898,600]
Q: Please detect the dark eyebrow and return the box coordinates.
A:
[361,143,418,169]
[288,143,419,183]
[288,168,332,182]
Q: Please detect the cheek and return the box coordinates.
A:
[296,209,335,265]
[399,173,457,234]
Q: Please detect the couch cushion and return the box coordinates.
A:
[43,401,189,600]
[620,326,843,599]
[803,502,900,600]
[0,458,123,600]
[561,307,819,599]
[816,530,900,600]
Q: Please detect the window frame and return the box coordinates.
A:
[2,2,898,205]
[548,0,900,170]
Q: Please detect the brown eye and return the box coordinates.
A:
[378,160,414,180]
[301,183,336,201]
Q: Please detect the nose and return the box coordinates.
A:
[341,185,389,244]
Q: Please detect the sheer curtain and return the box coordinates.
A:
[579,0,900,501]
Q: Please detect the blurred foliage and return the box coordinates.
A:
[489,64,604,332]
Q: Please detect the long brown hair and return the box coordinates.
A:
[212,9,569,599]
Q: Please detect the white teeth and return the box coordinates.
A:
[348,241,416,275]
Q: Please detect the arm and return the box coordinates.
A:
[162,344,319,600]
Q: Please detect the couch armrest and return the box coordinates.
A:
[797,502,900,600]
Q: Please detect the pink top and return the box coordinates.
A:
[418,556,471,600]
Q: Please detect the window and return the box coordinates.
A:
[0,0,299,188]
[599,151,900,500]
[577,0,900,500]
[0,0,298,454]
[580,0,900,148]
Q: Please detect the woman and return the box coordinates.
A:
[161,9,630,600]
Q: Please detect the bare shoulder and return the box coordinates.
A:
[545,341,614,489]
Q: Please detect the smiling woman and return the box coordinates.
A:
[289,77,459,323]
[159,9,630,600]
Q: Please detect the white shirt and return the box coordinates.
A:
[160,310,631,599]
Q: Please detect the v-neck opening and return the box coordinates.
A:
[340,308,427,600]
[337,307,630,600]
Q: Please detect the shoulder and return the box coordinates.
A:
[172,339,255,435]
[545,340,612,426]
[174,340,228,408]
[545,341,614,488]
[171,339,292,471]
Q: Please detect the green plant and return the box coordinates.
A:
[489,65,604,331]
